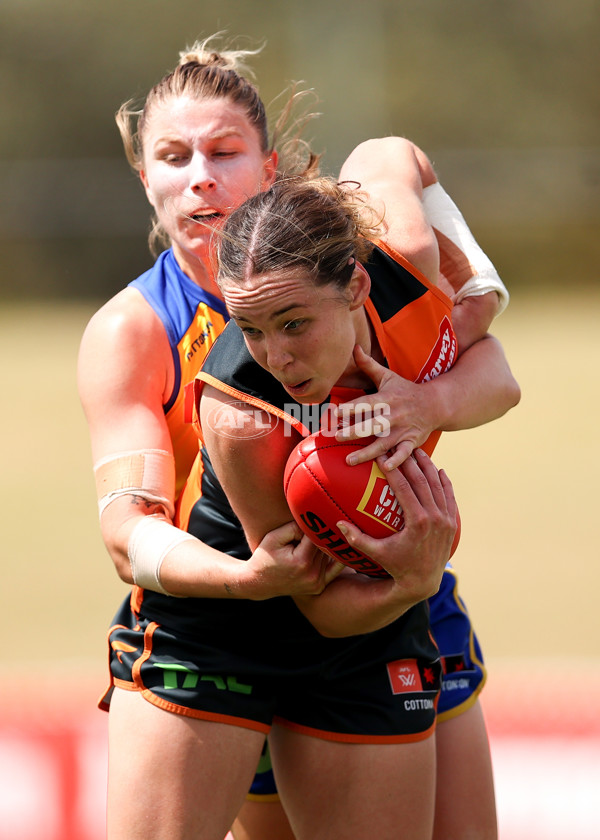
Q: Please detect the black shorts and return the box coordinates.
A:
[101,589,442,744]
[247,563,487,799]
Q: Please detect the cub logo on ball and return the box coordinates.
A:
[356,464,404,532]
[284,431,404,577]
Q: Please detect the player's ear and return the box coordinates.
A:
[261,150,278,189]
[139,169,155,208]
[348,262,371,310]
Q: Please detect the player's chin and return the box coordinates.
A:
[185,215,224,240]
[181,230,212,256]
[186,225,218,245]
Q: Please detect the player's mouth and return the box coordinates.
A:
[188,209,224,224]
[284,379,311,398]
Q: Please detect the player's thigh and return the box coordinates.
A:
[433,700,498,840]
[269,725,436,840]
[231,737,296,840]
[231,800,296,840]
[107,687,266,840]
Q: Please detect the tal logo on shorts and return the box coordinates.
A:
[356,462,403,532]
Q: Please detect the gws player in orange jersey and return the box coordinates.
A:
[182,175,519,840]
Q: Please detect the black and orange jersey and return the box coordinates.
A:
[113,244,482,733]
[176,241,456,543]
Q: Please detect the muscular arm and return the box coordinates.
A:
[336,137,520,467]
[294,451,457,636]
[200,387,457,637]
[335,335,520,469]
[340,136,505,351]
[78,287,176,579]
[78,291,330,600]
[339,136,439,282]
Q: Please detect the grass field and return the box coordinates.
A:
[2,291,598,675]
[1,292,599,839]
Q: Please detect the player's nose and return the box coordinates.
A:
[265,337,293,373]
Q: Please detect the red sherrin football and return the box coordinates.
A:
[284,431,461,578]
[283,431,403,578]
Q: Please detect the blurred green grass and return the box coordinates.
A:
[1,293,598,679]
[0,302,127,675]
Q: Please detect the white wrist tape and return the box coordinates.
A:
[127,515,196,595]
[94,449,175,520]
[423,182,509,315]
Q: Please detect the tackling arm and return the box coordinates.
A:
[339,136,509,351]
[199,387,457,637]
[334,335,520,470]
[78,292,329,600]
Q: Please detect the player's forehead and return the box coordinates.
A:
[143,95,259,147]
[221,269,321,322]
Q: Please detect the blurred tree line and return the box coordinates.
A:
[0,0,597,301]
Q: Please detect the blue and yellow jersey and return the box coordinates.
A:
[129,248,228,496]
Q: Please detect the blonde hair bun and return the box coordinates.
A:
[178,34,260,79]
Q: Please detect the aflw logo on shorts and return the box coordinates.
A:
[417,316,457,383]
[356,462,404,532]
[387,660,423,694]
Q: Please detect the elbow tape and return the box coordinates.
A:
[94,449,176,520]
[127,515,196,595]
[423,182,509,315]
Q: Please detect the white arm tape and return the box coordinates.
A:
[94,448,176,520]
[423,182,509,315]
[127,515,196,596]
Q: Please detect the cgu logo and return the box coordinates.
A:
[356,462,404,532]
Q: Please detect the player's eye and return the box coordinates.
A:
[158,150,190,165]
[284,319,305,332]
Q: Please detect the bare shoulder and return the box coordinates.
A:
[77,286,173,456]
[78,286,172,391]
[80,287,163,354]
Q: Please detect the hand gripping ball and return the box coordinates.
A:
[283,432,403,578]
[283,431,461,578]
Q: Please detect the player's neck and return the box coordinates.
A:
[172,245,224,301]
